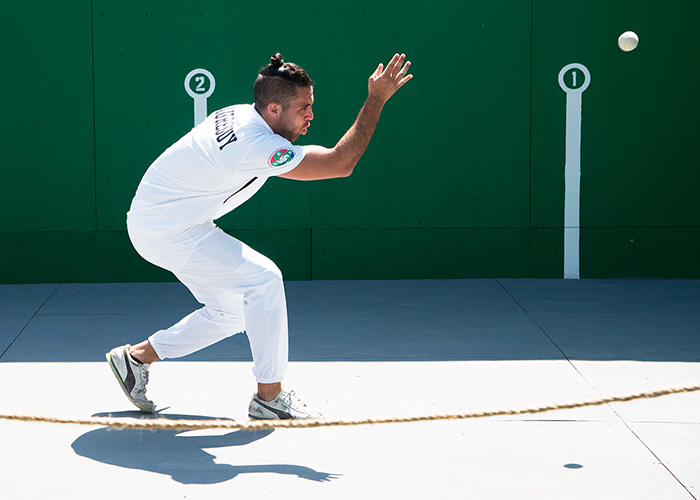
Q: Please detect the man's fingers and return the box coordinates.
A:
[393,54,408,77]
[396,60,411,78]
[397,73,413,89]
[384,53,401,76]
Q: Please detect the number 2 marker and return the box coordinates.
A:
[185,69,216,126]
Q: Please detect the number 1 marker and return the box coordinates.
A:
[558,63,590,279]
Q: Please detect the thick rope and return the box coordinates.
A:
[1,384,698,431]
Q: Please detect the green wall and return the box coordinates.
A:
[1,0,698,283]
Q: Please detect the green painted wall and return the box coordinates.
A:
[1,0,698,283]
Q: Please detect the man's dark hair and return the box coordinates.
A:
[254,53,313,111]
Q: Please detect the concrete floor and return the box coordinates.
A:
[1,279,699,499]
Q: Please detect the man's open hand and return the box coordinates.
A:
[368,53,413,103]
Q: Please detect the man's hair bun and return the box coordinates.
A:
[254,53,313,111]
[270,53,285,68]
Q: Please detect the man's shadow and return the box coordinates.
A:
[71,411,340,484]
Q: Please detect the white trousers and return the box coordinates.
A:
[127,221,288,384]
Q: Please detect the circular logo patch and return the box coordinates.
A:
[268,147,295,168]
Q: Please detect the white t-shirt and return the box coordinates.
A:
[127,104,306,234]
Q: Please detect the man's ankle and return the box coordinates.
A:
[257,383,282,402]
[129,341,159,364]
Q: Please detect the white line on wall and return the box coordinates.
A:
[185,68,216,126]
[558,63,590,279]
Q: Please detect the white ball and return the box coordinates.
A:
[618,31,639,52]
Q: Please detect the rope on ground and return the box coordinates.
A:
[1,384,698,431]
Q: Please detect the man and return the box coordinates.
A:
[106,52,412,419]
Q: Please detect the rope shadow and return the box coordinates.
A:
[70,411,340,484]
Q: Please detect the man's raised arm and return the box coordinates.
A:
[280,53,412,181]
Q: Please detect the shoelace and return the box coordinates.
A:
[138,364,150,395]
[281,390,307,410]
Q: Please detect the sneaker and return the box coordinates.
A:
[105,344,155,413]
[248,389,322,420]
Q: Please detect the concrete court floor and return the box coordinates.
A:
[0,278,699,499]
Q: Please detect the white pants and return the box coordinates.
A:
[127,221,288,384]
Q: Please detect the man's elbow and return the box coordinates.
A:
[337,163,355,178]
[325,147,358,178]
[337,156,361,177]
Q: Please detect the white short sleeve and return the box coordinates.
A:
[237,136,307,178]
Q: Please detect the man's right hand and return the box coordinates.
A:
[367,53,413,103]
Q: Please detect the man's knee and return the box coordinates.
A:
[242,263,286,310]
[252,257,284,289]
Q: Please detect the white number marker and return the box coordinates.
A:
[185,69,216,126]
[558,63,591,279]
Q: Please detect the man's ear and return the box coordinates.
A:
[267,101,282,118]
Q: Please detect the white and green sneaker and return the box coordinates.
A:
[248,389,322,420]
[106,344,155,413]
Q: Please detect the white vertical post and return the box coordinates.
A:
[558,63,590,279]
[185,68,216,126]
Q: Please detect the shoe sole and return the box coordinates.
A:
[248,414,323,421]
[105,352,155,413]
[248,414,270,420]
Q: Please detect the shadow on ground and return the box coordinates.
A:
[71,411,340,484]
